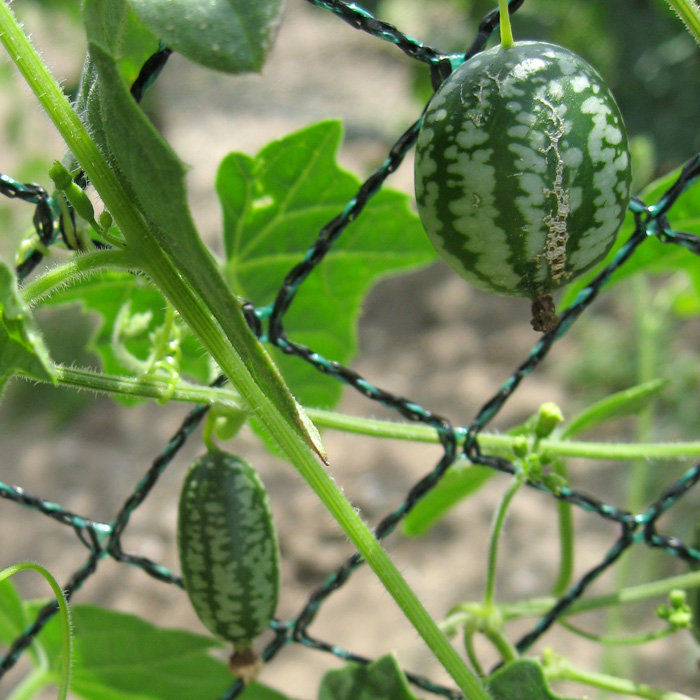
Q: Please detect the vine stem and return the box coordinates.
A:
[22,363,700,463]
[498,0,514,48]
[0,4,489,697]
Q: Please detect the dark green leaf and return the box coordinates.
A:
[318,654,420,700]
[561,378,669,438]
[559,166,700,310]
[402,463,493,537]
[25,602,291,700]
[217,121,436,409]
[0,261,56,394]
[128,0,286,74]
[486,659,582,700]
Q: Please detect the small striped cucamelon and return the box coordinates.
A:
[178,449,280,664]
[415,41,632,331]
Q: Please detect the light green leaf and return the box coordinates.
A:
[25,602,293,700]
[318,653,420,700]
[40,271,211,388]
[0,261,56,394]
[402,463,494,537]
[0,577,29,646]
[486,659,582,700]
[128,0,286,74]
[217,120,437,409]
[561,378,669,438]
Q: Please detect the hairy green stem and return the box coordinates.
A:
[20,248,135,305]
[546,659,695,700]
[0,5,487,696]
[26,363,700,464]
[664,0,700,45]
[308,408,700,460]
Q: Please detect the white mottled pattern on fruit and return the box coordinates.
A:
[414,41,631,298]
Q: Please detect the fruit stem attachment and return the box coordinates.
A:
[498,0,514,48]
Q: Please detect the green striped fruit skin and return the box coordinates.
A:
[178,450,279,649]
[415,41,632,300]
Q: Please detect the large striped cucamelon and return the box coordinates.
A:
[178,449,280,652]
[415,41,632,329]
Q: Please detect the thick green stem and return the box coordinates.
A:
[550,459,574,597]
[0,5,487,696]
[664,0,700,45]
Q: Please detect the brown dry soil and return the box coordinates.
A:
[0,3,698,700]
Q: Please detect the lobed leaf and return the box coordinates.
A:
[217,120,436,409]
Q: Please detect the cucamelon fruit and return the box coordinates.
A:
[414,41,632,331]
[178,449,280,674]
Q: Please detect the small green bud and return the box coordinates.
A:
[542,472,567,495]
[511,436,530,459]
[49,161,98,228]
[524,453,543,481]
[669,608,692,629]
[48,160,73,190]
[98,210,113,230]
[535,402,565,439]
[669,589,687,608]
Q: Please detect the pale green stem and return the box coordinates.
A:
[0,5,487,696]
[664,0,700,45]
[28,363,700,465]
[483,474,524,608]
[558,619,675,646]
[308,408,700,461]
[546,661,695,700]
[50,365,244,407]
[550,458,574,597]
[443,570,700,627]
[498,0,514,47]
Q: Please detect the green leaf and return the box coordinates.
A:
[40,271,211,388]
[561,378,669,439]
[128,0,286,74]
[217,121,436,409]
[83,0,325,462]
[318,654,420,700]
[402,463,494,537]
[0,260,56,394]
[559,166,700,310]
[25,602,292,700]
[0,577,29,647]
[486,659,582,700]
